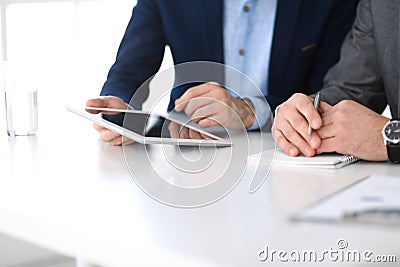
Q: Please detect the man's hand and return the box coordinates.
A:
[168,121,212,140]
[316,100,389,161]
[174,82,255,130]
[86,96,134,146]
[272,93,328,157]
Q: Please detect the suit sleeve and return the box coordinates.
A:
[100,0,166,109]
[306,0,358,91]
[319,0,387,114]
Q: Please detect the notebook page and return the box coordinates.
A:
[248,149,358,169]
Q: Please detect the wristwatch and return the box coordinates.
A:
[382,119,400,163]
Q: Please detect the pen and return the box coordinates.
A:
[308,92,321,136]
[342,208,400,225]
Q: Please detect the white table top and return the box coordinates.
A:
[1,100,399,267]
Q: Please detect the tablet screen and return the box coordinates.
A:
[102,112,217,140]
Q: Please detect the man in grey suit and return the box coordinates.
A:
[273,0,399,162]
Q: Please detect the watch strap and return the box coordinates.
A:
[387,143,400,164]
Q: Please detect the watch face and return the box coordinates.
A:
[384,121,400,142]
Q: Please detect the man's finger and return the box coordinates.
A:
[283,108,320,149]
[200,131,214,140]
[316,124,335,140]
[178,126,190,139]
[318,101,332,113]
[275,119,316,157]
[316,137,337,154]
[86,96,127,114]
[271,124,276,139]
[109,136,123,146]
[174,83,213,111]
[93,123,106,131]
[274,129,300,157]
[188,129,203,140]
[184,97,214,117]
[168,122,180,138]
[198,117,220,128]
[190,104,218,121]
[121,138,135,145]
[100,129,122,143]
[320,109,337,127]
[294,96,322,130]
[86,98,105,114]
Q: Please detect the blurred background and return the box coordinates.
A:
[0,0,172,266]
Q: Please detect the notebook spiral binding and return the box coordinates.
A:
[342,155,359,165]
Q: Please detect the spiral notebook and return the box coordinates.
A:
[248,149,359,169]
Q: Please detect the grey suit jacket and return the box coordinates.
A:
[320,0,399,118]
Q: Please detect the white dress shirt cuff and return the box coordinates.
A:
[244,96,271,130]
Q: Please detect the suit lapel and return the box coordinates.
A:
[269,0,302,94]
[197,0,224,63]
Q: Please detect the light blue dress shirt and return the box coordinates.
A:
[224,0,277,129]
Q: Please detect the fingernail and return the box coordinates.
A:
[304,147,312,156]
[289,148,297,156]
[310,137,318,148]
[312,119,319,128]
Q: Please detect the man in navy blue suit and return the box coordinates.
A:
[87,0,358,145]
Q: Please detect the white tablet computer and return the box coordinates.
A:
[66,106,231,147]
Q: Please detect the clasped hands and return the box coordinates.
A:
[272,93,389,161]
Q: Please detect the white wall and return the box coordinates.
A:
[1,0,172,113]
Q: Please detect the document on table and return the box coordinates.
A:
[247,149,359,169]
[292,175,400,225]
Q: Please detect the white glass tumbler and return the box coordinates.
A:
[3,62,38,136]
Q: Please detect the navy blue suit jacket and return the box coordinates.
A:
[101,0,358,111]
